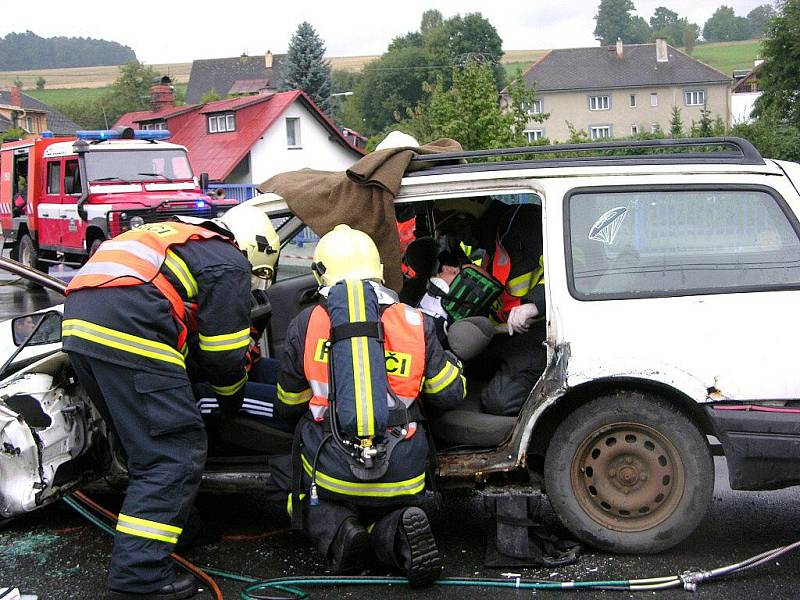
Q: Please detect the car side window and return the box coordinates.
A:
[568,188,800,299]
[275,224,318,281]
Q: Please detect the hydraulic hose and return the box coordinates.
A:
[64,492,224,600]
[63,491,800,599]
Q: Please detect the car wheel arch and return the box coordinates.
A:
[526,378,719,465]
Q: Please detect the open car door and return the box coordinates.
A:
[0,256,107,525]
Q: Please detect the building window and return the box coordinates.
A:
[46,162,61,195]
[524,129,545,142]
[141,121,167,131]
[650,93,658,107]
[207,113,235,133]
[651,123,661,133]
[527,99,544,115]
[631,125,639,135]
[286,117,301,147]
[684,89,706,106]
[589,125,612,140]
[25,116,34,132]
[589,95,611,111]
[629,94,637,107]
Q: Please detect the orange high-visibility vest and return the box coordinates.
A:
[302,302,426,423]
[66,222,232,349]
[485,238,544,322]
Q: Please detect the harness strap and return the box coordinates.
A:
[289,417,307,530]
[330,321,383,343]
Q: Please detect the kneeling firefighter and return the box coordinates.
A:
[272,225,466,585]
[63,204,279,600]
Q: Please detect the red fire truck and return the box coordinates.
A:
[0,128,237,272]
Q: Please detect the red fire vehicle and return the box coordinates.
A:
[0,128,236,271]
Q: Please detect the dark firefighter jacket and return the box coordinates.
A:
[63,231,252,412]
[276,285,465,504]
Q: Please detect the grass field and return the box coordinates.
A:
[684,39,762,75]
[0,40,761,96]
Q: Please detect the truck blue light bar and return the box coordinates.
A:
[76,129,172,141]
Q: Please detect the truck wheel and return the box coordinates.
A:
[17,234,48,284]
[88,238,104,257]
[544,391,713,554]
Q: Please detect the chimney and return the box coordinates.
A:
[150,75,175,112]
[10,85,21,108]
[616,38,624,59]
[656,38,669,63]
[265,50,273,69]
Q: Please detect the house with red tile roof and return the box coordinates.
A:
[115,77,363,186]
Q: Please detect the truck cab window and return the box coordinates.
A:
[64,160,82,195]
[46,162,61,195]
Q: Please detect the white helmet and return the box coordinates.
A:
[217,203,279,280]
[375,131,420,151]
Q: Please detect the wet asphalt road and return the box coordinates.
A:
[1,274,800,599]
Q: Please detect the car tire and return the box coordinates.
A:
[17,234,46,288]
[544,391,713,554]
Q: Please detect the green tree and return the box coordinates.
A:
[12,78,22,88]
[355,11,505,134]
[669,105,684,137]
[420,9,443,34]
[732,108,800,162]
[1,127,25,141]
[399,61,542,150]
[747,4,777,37]
[754,0,800,129]
[282,22,333,114]
[200,88,221,103]
[649,6,700,46]
[691,107,715,137]
[594,0,651,44]
[35,77,45,90]
[682,27,698,53]
[703,6,751,41]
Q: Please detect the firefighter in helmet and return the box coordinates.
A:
[62,203,279,599]
[271,224,465,585]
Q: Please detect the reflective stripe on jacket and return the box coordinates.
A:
[64,222,231,364]
[487,238,544,322]
[302,302,426,422]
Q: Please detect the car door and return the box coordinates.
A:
[38,158,63,250]
[264,222,323,357]
[552,174,800,402]
[58,157,86,252]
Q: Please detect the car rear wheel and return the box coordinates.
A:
[544,391,713,554]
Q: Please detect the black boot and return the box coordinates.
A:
[108,573,198,599]
[398,507,442,587]
[329,516,369,575]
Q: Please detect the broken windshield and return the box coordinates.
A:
[85,149,194,183]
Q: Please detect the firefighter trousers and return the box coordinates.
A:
[297,496,416,571]
[476,319,547,417]
[68,353,207,593]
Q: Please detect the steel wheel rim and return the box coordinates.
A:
[570,421,685,532]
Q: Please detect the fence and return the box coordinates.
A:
[203,184,259,203]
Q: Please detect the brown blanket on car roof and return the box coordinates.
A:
[257,138,462,292]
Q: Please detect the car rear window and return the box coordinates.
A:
[567,188,800,299]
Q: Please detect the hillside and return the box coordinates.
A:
[3,40,762,97]
[686,39,762,75]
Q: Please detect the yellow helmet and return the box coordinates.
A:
[217,203,280,280]
[312,224,383,286]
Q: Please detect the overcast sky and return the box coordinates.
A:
[3,0,772,64]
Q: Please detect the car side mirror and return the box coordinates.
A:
[199,172,209,191]
[13,311,62,346]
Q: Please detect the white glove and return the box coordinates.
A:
[507,303,539,336]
